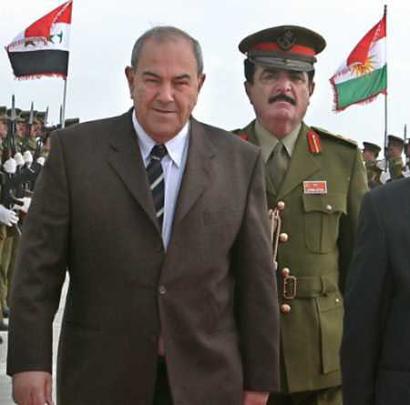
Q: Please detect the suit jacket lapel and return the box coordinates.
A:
[107,110,159,230]
[173,118,215,225]
[278,123,320,199]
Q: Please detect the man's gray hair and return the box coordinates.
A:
[130,26,204,74]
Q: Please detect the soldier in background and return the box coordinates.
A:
[362,141,382,188]
[0,107,8,140]
[234,25,368,404]
[403,140,410,177]
[385,134,404,181]
[0,106,11,340]
[0,107,19,338]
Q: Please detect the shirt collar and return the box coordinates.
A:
[254,120,301,162]
[132,110,189,168]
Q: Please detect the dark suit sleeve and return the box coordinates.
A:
[338,147,368,292]
[232,151,280,392]
[341,190,390,405]
[7,133,69,375]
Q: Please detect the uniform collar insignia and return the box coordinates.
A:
[307,129,321,154]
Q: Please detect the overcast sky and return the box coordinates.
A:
[1,0,408,148]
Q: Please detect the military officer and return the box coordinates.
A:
[0,107,8,140]
[403,140,410,177]
[234,25,368,404]
[386,134,404,180]
[362,141,382,188]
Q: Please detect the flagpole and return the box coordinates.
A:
[383,4,388,169]
[61,78,68,129]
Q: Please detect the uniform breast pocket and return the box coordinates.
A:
[303,193,347,253]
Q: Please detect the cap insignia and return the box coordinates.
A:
[276,30,296,51]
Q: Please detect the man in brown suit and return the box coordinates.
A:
[7,26,280,404]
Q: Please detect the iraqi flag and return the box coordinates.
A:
[330,11,387,111]
[5,1,73,79]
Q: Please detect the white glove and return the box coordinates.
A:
[14,152,25,167]
[36,156,46,166]
[0,205,19,227]
[13,197,32,214]
[3,158,17,174]
[23,150,33,165]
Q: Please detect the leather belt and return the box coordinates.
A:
[281,275,338,299]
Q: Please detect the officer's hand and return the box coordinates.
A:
[36,156,46,166]
[243,391,269,405]
[13,197,32,214]
[13,152,25,167]
[0,205,19,227]
[3,158,17,174]
[12,371,54,405]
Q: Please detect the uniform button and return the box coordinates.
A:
[158,285,167,295]
[277,201,286,210]
[279,233,289,243]
[280,304,291,314]
[335,298,340,303]
[326,204,332,212]
[281,267,290,277]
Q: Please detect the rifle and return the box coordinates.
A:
[23,102,34,152]
[404,124,410,170]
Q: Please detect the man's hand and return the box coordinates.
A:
[243,390,269,405]
[12,371,54,405]
[13,197,32,214]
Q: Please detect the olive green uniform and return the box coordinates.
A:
[234,121,368,396]
[365,160,382,188]
[388,156,404,180]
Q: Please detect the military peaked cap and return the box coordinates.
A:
[363,141,381,156]
[388,134,404,148]
[239,25,326,72]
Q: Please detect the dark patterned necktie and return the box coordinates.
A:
[146,144,167,228]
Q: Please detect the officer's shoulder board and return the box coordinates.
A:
[232,128,250,141]
[311,126,358,149]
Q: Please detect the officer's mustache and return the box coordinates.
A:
[268,94,296,106]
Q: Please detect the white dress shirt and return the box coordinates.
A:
[132,111,189,249]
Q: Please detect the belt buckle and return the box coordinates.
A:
[283,275,297,300]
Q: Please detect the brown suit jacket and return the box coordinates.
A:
[7,111,280,404]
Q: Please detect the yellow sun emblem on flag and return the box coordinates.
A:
[351,55,375,76]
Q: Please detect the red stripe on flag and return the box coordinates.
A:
[347,14,386,66]
[25,1,72,39]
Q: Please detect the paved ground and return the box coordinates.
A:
[0,276,68,404]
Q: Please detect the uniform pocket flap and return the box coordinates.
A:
[302,193,347,215]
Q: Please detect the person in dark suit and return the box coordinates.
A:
[342,177,410,404]
[7,26,280,405]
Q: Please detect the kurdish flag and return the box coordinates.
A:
[5,1,73,79]
[330,11,387,111]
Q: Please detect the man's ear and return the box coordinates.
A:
[197,73,206,92]
[125,66,135,98]
[309,81,315,97]
[244,81,253,105]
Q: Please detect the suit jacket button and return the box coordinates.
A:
[280,304,291,314]
[326,204,332,212]
[279,232,289,243]
[158,285,167,295]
